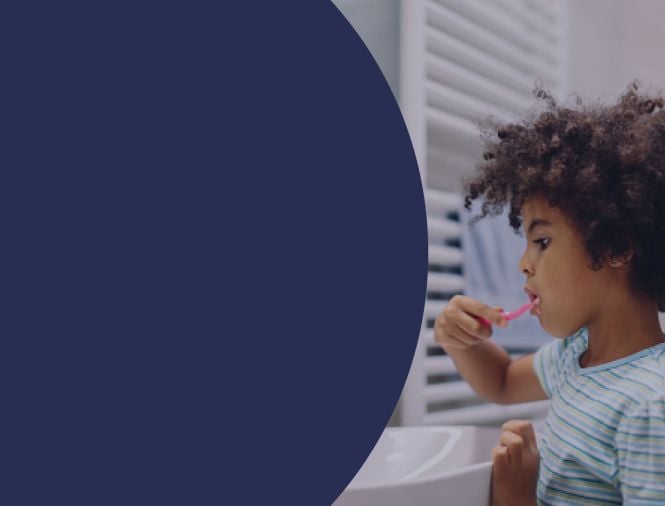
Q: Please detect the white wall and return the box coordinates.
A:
[569,0,665,99]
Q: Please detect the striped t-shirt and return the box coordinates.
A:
[533,327,665,505]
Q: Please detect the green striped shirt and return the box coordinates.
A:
[533,327,665,505]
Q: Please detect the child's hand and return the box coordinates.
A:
[434,295,507,350]
[491,419,539,506]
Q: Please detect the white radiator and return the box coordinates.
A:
[397,0,566,426]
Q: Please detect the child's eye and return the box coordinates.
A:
[532,238,551,250]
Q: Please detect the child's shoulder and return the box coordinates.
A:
[639,342,665,380]
[557,326,587,352]
[621,342,665,407]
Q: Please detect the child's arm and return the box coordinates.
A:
[449,343,546,404]
[434,295,547,404]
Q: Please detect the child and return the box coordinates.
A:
[434,82,665,505]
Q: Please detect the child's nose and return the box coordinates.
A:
[519,251,534,276]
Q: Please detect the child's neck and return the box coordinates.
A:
[582,295,663,368]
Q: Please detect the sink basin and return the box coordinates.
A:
[334,426,499,506]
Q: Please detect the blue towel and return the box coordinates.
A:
[460,200,550,349]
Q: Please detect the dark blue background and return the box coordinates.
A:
[1,1,427,503]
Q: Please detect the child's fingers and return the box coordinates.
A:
[502,419,533,434]
[502,420,537,450]
[499,430,524,465]
[434,312,484,348]
[457,296,507,328]
[451,322,485,345]
[456,311,493,340]
[491,445,509,479]
[499,430,524,448]
[435,298,490,348]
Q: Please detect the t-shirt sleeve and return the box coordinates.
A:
[532,338,566,398]
[615,398,665,505]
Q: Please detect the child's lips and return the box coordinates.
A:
[524,287,542,316]
[530,297,542,316]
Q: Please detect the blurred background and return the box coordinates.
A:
[332,0,665,428]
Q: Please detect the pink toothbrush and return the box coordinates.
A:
[477,298,539,327]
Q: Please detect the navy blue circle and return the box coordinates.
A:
[2,2,426,504]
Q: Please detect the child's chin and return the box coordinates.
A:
[538,317,562,337]
[545,322,578,339]
[535,310,578,338]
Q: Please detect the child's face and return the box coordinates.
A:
[519,196,616,338]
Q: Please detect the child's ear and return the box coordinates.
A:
[608,250,634,267]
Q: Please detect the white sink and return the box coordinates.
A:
[334,426,499,506]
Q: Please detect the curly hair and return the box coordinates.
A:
[464,81,665,309]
